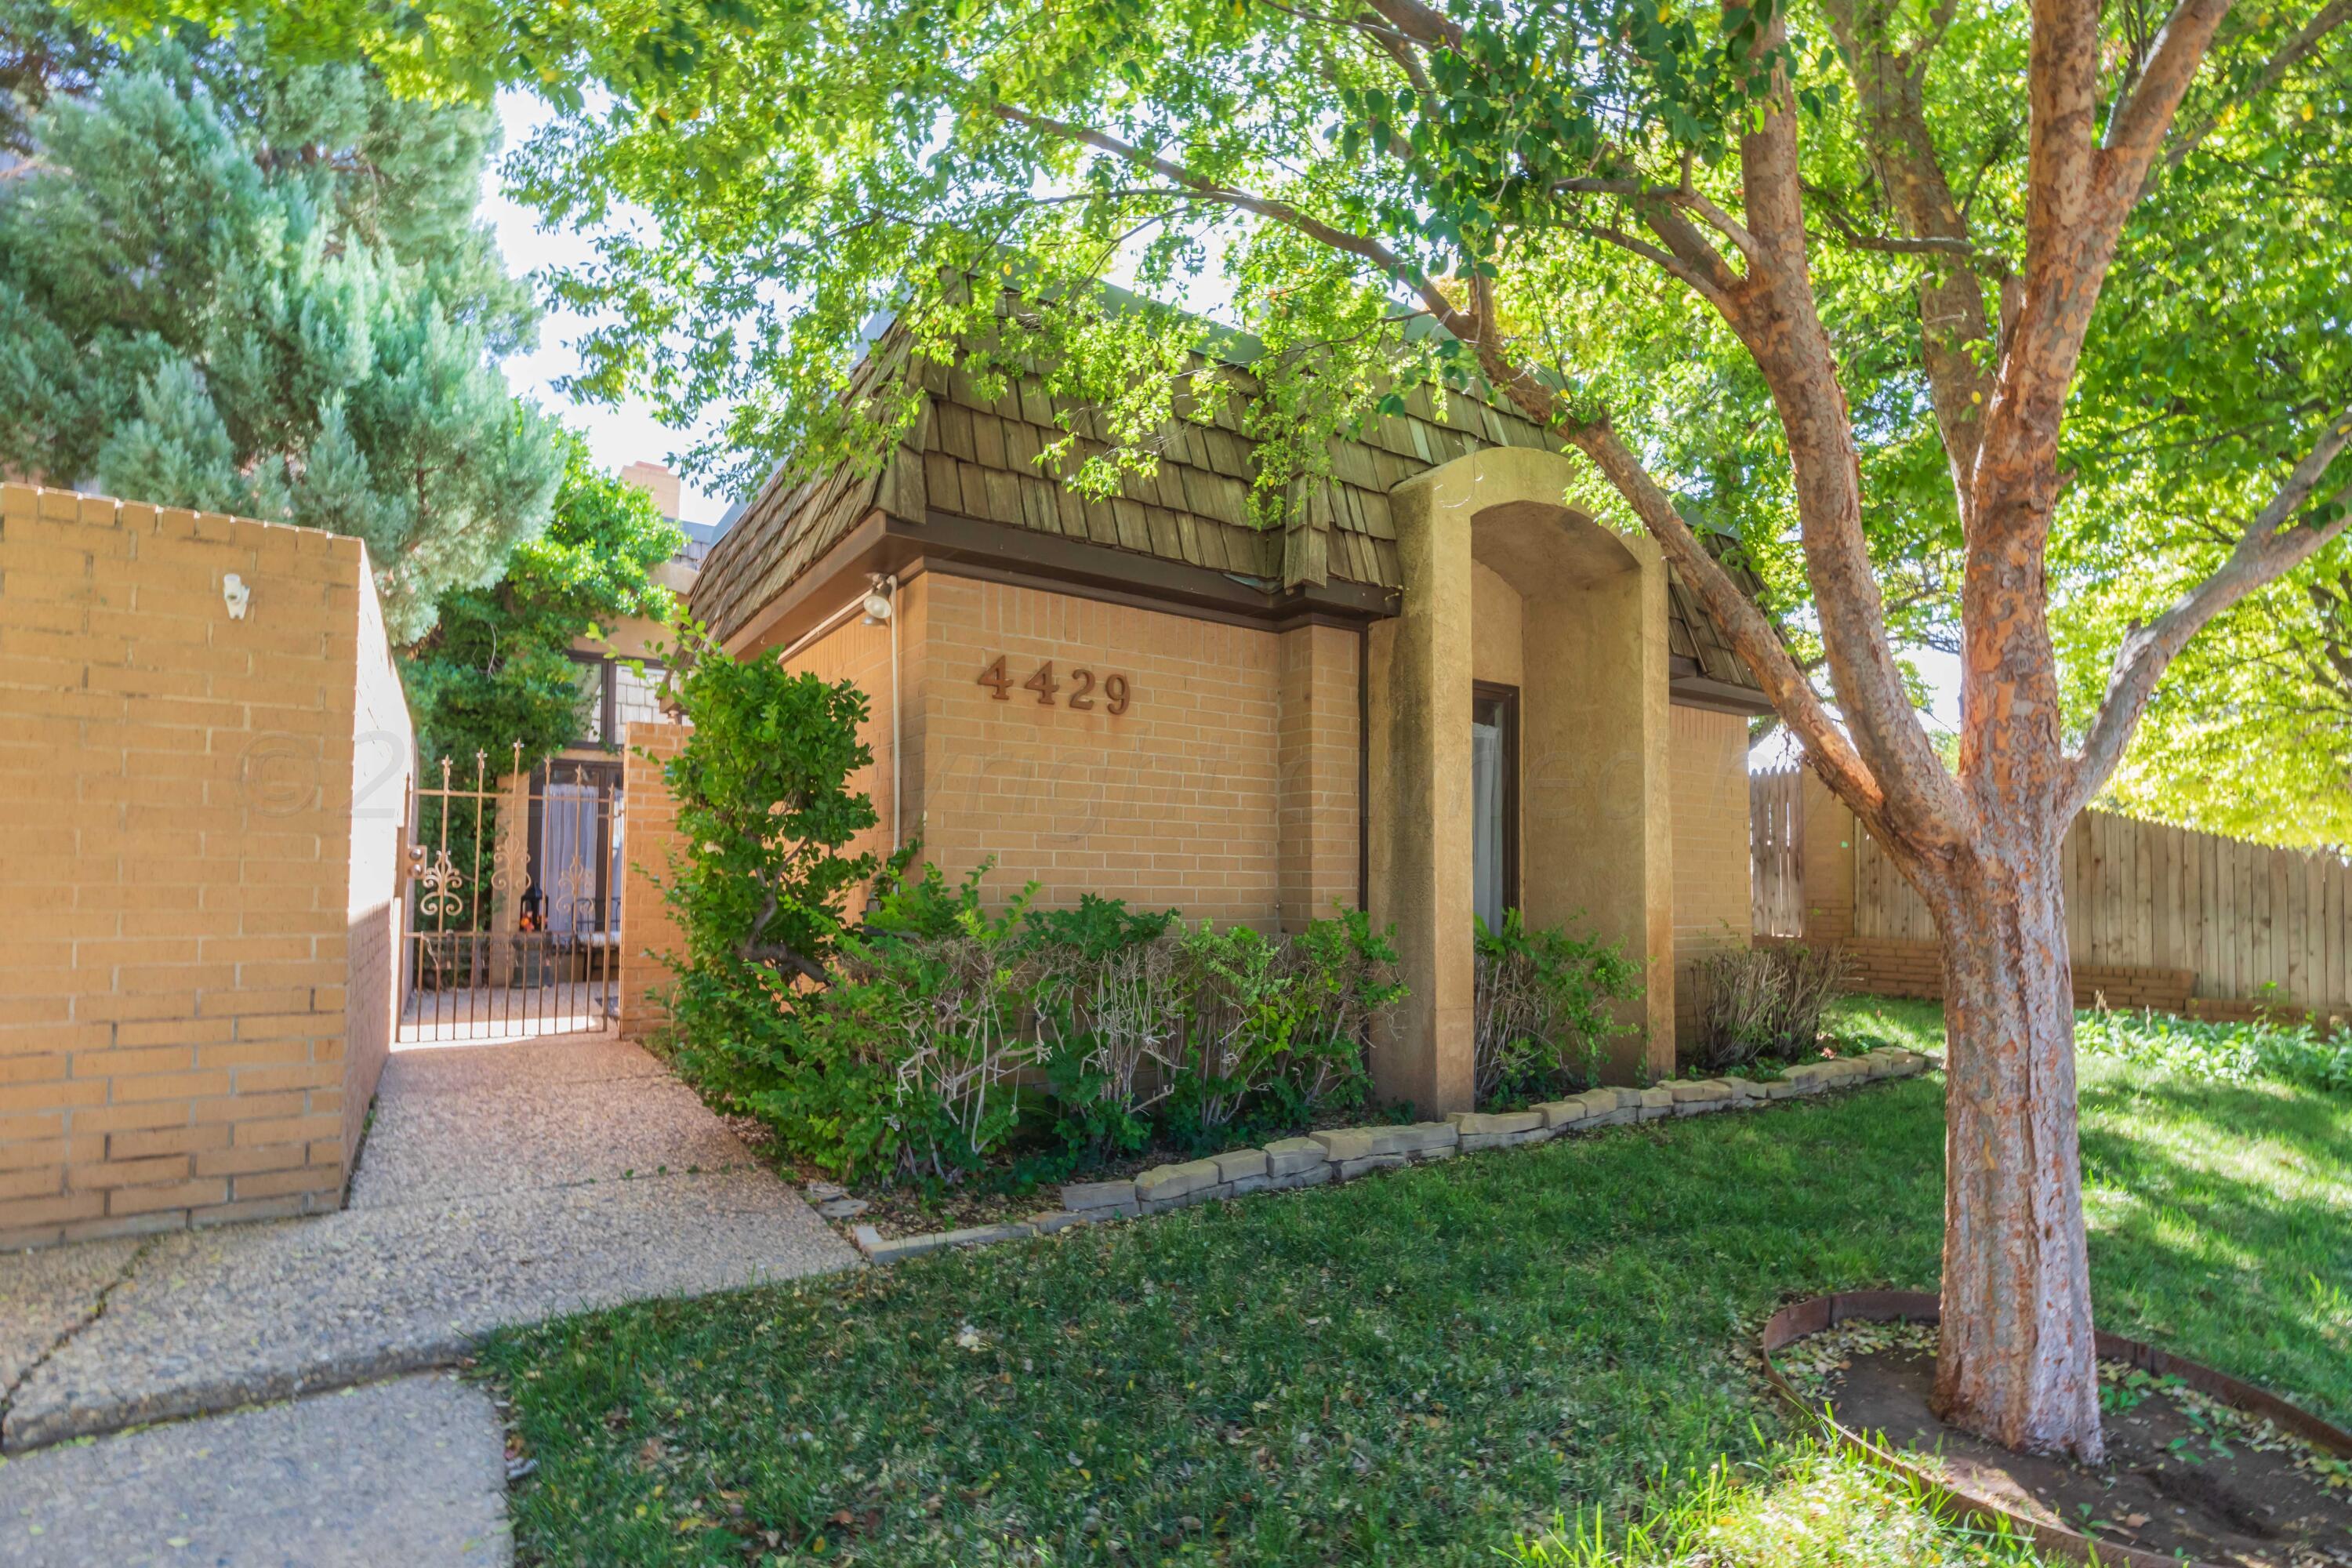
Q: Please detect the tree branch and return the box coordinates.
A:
[1358,0,1464,52]
[2067,402,2352,815]
[1562,416,1896,833]
[1814,0,1999,502]
[993,103,1494,356]
[2156,0,2351,181]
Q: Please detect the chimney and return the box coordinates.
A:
[619,460,682,521]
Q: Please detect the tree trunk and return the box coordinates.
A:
[1929,846,2106,1463]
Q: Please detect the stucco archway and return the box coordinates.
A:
[1365,448,1675,1115]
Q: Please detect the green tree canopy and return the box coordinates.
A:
[89,0,2351,837]
[401,434,684,771]
[107,0,2352,1456]
[0,4,561,641]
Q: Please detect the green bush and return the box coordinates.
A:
[1471,910,1642,1105]
[1174,921,1301,1139]
[1029,895,1183,1156]
[651,644,1414,1181]
[652,629,899,1178]
[1271,904,1407,1114]
[837,867,1043,1181]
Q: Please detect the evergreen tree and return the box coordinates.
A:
[0,6,559,641]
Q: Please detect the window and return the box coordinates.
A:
[570,655,608,746]
[1471,683,1519,933]
[568,655,668,749]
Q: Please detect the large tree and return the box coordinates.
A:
[0,5,561,641]
[116,0,2352,1460]
[402,434,683,771]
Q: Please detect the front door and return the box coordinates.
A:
[1471,683,1519,933]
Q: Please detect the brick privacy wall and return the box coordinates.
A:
[1668,705,1752,1036]
[0,485,394,1248]
[1781,775,2205,1017]
[1795,770,1857,946]
[339,571,412,1169]
[919,575,1289,925]
[617,721,691,1040]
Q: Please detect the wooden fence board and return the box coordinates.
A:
[1844,806,2352,1009]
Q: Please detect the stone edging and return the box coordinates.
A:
[846,1047,1936,1265]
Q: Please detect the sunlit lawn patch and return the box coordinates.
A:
[483,999,2350,1566]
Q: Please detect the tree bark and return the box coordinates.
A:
[1922,841,2105,1463]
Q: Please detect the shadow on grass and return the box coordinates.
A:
[480,1073,2347,1566]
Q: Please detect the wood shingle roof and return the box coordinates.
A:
[694,318,1765,699]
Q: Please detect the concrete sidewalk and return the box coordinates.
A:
[0,1030,858,1563]
[0,1374,509,1567]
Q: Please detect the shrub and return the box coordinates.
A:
[657,624,879,988]
[1028,895,1183,1155]
[654,628,884,1158]
[1174,922,1298,1138]
[1272,904,1406,1115]
[1688,942,1848,1072]
[1161,907,1406,1145]
[649,652,1414,1177]
[1472,910,1642,1104]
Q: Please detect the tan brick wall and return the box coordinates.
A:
[917,575,1287,925]
[1668,704,1753,1036]
[1276,622,1363,928]
[0,485,397,1247]
[768,576,920,900]
[340,566,412,1172]
[617,721,691,1040]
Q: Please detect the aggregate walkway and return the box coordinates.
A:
[0,1374,508,1567]
[0,1031,859,1564]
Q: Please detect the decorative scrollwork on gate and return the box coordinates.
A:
[416,848,467,920]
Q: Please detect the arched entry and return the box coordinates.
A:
[1364,448,1675,1115]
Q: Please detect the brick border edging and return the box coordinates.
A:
[844,1047,1936,1265]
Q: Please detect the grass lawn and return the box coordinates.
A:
[483,999,2352,1566]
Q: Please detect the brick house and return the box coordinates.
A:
[681,319,1771,1115]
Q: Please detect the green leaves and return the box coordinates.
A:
[0,13,558,641]
[404,434,684,771]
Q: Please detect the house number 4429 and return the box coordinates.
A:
[976,656,1131,714]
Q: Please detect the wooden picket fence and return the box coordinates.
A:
[1854,807,2352,1010]
[1749,767,1805,938]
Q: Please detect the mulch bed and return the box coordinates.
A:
[1780,1320,2352,1566]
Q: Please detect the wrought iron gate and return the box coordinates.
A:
[398,744,626,1043]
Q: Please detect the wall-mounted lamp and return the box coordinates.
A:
[859,587,893,624]
[222,573,252,620]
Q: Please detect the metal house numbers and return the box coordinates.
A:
[975,655,1132,715]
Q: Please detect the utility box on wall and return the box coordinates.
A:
[0,485,412,1249]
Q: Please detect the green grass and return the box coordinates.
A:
[483,1000,2352,1566]
[1822,994,1950,1056]
[1513,1439,2046,1568]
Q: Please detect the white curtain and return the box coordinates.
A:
[1472,718,1505,935]
[540,784,597,934]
